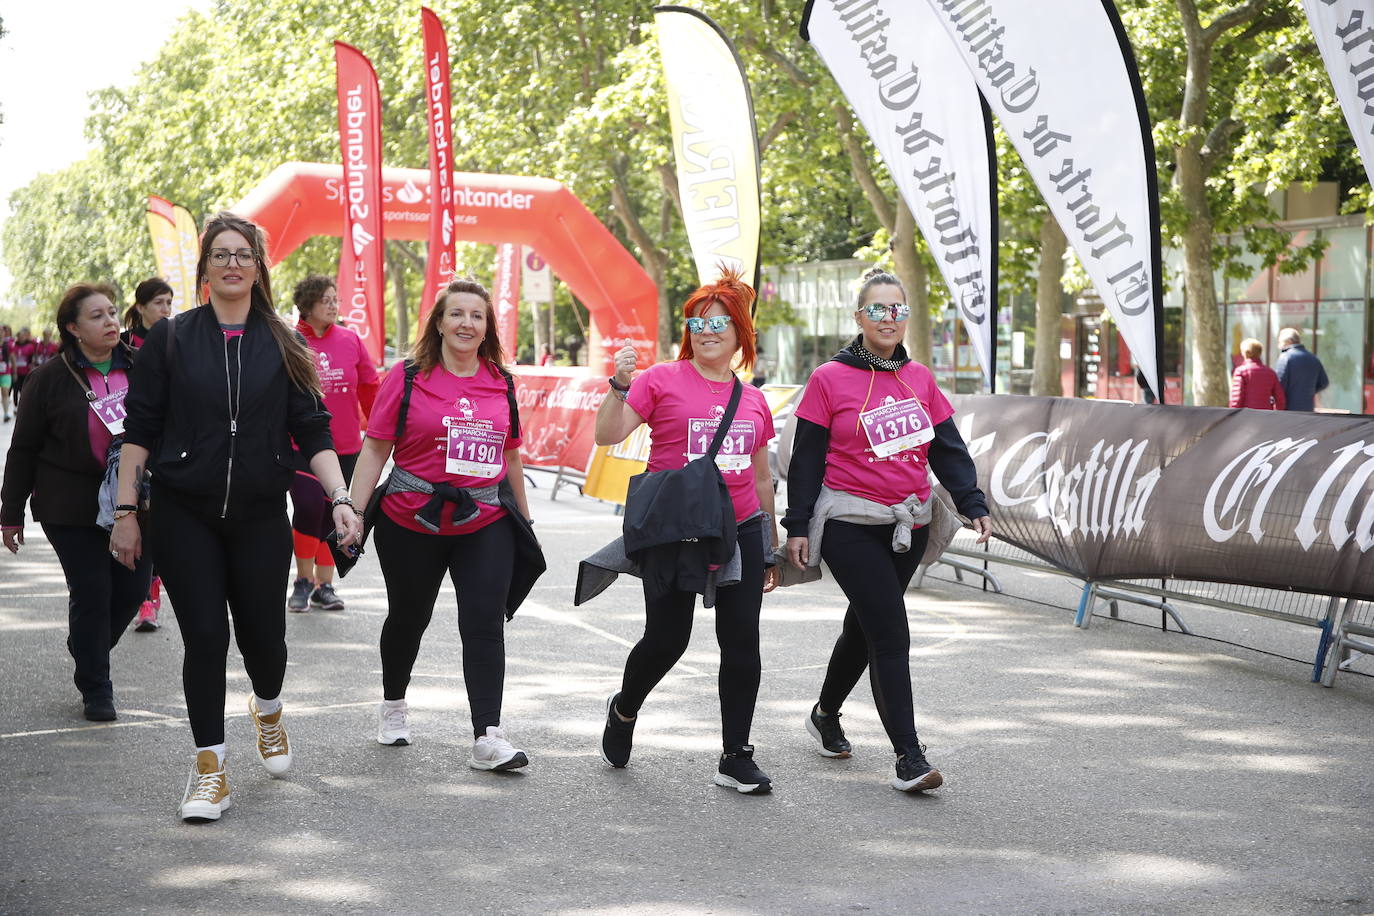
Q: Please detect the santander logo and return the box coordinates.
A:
[352,225,375,257]
[397,180,424,205]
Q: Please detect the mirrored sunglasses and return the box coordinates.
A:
[860,303,910,322]
[686,315,733,334]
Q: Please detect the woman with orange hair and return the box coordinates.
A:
[592,270,779,794]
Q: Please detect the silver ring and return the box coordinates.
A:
[110,549,119,558]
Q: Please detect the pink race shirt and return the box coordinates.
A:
[82,367,130,465]
[793,360,954,505]
[367,360,521,536]
[626,359,775,522]
[299,321,378,454]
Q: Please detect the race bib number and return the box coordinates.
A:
[686,418,756,472]
[859,397,933,458]
[445,421,506,478]
[91,389,128,436]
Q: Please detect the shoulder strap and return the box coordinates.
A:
[59,351,96,401]
[706,378,745,460]
[164,314,177,370]
[395,360,421,440]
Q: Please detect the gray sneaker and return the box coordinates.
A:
[287,577,312,613]
[310,583,345,611]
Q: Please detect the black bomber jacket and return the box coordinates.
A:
[123,305,334,520]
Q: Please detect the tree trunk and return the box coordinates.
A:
[890,200,931,366]
[1032,214,1068,396]
[1178,145,1229,406]
[530,299,546,360]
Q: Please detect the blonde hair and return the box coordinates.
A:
[1241,338,1262,360]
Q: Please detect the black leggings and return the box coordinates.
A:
[617,517,765,750]
[374,511,514,737]
[818,520,930,755]
[151,489,293,747]
[42,524,152,701]
[290,452,357,538]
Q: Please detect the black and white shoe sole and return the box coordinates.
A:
[377,735,410,747]
[469,751,529,771]
[891,769,943,792]
[713,773,773,795]
[805,717,851,758]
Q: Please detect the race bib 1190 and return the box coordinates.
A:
[445,421,506,478]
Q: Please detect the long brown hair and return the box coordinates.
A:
[195,212,320,396]
[411,278,508,373]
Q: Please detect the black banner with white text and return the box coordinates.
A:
[950,395,1374,601]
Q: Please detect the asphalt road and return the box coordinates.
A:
[1,421,1372,914]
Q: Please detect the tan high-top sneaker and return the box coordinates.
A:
[179,750,231,822]
[248,696,292,777]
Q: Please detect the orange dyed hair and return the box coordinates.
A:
[675,266,757,372]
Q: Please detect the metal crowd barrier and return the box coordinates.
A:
[925,529,1374,687]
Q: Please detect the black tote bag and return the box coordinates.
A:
[621,378,743,561]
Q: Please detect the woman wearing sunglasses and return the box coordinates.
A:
[593,268,780,794]
[782,267,991,793]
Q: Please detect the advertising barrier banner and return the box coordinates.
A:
[654,5,762,289]
[1303,0,1374,188]
[802,0,998,390]
[924,0,1164,400]
[951,395,1374,601]
[421,7,458,329]
[512,370,607,472]
[335,41,387,365]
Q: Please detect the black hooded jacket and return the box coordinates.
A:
[781,336,988,537]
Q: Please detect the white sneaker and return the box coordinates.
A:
[377,701,411,746]
[179,750,232,822]
[467,724,529,771]
[248,696,292,777]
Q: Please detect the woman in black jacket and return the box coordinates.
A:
[1,284,151,721]
[111,212,361,823]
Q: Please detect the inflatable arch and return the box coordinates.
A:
[231,161,658,372]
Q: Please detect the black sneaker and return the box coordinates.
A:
[310,583,345,611]
[714,745,773,794]
[806,703,852,758]
[891,744,943,792]
[83,696,116,722]
[287,577,312,613]
[600,693,635,768]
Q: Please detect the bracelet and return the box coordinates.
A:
[330,485,349,497]
[112,510,138,521]
[114,503,138,513]
[607,376,631,393]
[331,495,355,508]
[611,387,628,401]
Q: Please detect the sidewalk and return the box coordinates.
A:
[1,413,1372,914]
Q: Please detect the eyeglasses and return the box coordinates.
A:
[685,315,733,334]
[860,302,910,322]
[207,248,257,268]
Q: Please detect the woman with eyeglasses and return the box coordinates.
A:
[593,268,780,794]
[112,212,361,823]
[782,267,991,793]
[2,284,151,722]
[285,275,378,614]
[121,277,175,633]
